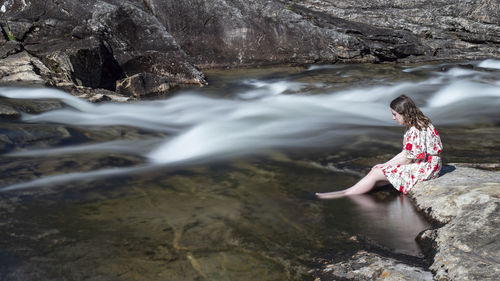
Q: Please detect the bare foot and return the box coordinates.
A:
[315,191,347,199]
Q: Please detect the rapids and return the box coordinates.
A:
[1,60,499,190]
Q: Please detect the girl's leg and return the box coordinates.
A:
[316,167,389,199]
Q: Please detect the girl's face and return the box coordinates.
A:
[391,109,405,125]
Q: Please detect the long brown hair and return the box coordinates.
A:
[390,95,431,130]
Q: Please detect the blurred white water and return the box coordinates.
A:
[1,60,500,190]
[478,59,500,70]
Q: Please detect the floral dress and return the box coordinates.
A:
[382,124,443,194]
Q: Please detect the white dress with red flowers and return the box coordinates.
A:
[382,124,443,194]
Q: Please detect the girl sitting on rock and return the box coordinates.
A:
[316,94,443,199]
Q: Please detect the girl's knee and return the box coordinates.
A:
[369,166,382,175]
[369,167,386,180]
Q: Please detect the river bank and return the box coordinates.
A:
[311,164,500,281]
[2,0,500,99]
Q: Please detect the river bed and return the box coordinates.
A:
[1,61,499,280]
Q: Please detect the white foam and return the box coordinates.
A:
[2,63,500,174]
[437,67,478,78]
[238,79,308,99]
[0,87,94,112]
[0,165,150,192]
[478,59,500,70]
[148,93,391,164]
[427,80,500,107]
[402,65,437,73]
[6,139,161,157]
[306,64,343,71]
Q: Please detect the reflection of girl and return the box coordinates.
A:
[316,95,443,199]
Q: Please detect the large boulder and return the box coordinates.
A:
[151,0,424,67]
[24,36,124,90]
[1,0,500,99]
[293,0,500,62]
[145,0,500,67]
[85,2,206,85]
[409,165,500,281]
[0,0,205,99]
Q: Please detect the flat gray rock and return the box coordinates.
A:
[409,165,500,281]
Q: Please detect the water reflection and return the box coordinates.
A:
[347,194,430,256]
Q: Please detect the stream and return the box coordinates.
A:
[0,60,499,280]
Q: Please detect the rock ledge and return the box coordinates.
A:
[312,165,500,281]
[409,165,500,281]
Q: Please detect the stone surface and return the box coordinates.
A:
[0,0,205,99]
[28,36,125,90]
[312,165,500,281]
[146,0,500,66]
[0,103,20,119]
[0,41,22,59]
[115,73,177,98]
[313,250,433,281]
[294,0,500,63]
[409,165,500,281]
[1,0,500,100]
[0,51,46,85]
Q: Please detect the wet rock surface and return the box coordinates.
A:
[1,0,499,99]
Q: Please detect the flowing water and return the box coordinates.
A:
[0,60,499,280]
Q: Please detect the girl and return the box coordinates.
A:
[316,95,443,199]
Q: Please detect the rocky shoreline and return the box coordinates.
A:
[311,165,500,281]
[1,0,500,100]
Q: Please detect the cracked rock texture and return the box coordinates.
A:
[409,165,500,281]
[1,0,500,99]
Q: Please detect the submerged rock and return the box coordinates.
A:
[116,73,178,98]
[313,250,433,281]
[0,103,20,119]
[409,165,500,281]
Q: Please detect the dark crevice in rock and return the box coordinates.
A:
[18,21,41,43]
[141,0,154,14]
[0,23,17,43]
[29,61,41,76]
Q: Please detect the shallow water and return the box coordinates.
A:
[1,61,500,280]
